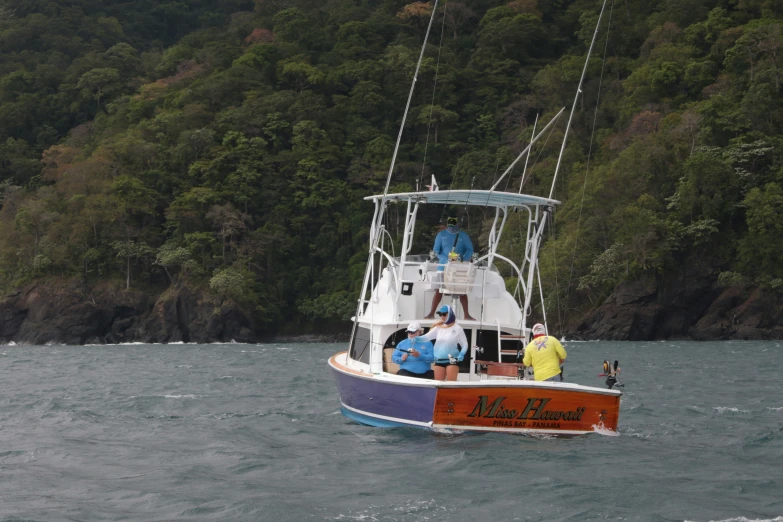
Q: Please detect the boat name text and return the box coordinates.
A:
[466,396,585,421]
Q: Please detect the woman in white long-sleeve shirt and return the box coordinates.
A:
[419,304,468,381]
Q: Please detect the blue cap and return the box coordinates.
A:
[438,305,449,314]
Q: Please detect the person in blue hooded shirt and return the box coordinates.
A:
[425,217,475,320]
[392,322,435,379]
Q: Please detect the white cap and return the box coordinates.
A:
[406,321,422,332]
[532,323,546,336]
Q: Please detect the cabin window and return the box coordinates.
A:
[349,326,372,364]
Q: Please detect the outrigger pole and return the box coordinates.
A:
[522,0,610,330]
[549,0,609,200]
[372,0,441,247]
[349,0,441,356]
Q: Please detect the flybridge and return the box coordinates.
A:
[364,190,561,209]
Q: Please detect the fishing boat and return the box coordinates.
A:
[328,0,621,435]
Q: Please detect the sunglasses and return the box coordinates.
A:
[436,312,447,316]
[406,331,417,334]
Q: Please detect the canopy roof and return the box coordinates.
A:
[364,190,560,208]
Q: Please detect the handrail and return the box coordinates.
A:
[374,246,398,267]
[496,318,502,362]
[374,247,398,292]
[475,253,525,293]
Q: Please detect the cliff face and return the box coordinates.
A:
[0,280,255,345]
[569,272,783,341]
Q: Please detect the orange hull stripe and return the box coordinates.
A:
[433,387,620,431]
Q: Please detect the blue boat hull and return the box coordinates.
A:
[331,357,437,427]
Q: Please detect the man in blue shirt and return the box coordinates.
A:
[425,217,475,320]
[392,322,435,378]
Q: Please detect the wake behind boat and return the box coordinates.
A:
[328,0,621,435]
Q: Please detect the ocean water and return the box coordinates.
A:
[0,341,780,522]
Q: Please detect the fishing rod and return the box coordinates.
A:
[451,176,476,260]
[518,113,538,193]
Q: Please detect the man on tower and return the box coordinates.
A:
[425,216,474,320]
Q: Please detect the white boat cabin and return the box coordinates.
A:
[346,189,560,381]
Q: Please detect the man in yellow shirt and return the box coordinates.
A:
[522,323,567,382]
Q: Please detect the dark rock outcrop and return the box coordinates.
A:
[0,280,151,345]
[131,285,255,343]
[0,279,256,345]
[569,271,783,340]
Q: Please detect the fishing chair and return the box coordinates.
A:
[442,261,476,295]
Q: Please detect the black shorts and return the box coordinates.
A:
[397,369,435,379]
[434,362,456,368]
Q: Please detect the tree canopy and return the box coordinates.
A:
[1,0,782,334]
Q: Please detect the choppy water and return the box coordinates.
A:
[0,341,780,521]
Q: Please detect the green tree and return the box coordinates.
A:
[77,68,122,111]
[112,239,155,289]
[738,183,783,278]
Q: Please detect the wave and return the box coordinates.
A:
[713,406,752,414]
[85,342,159,346]
[686,518,783,522]
[126,394,202,399]
[592,423,620,436]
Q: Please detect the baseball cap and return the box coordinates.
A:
[437,305,449,314]
[406,321,422,332]
[446,217,458,226]
[532,323,546,336]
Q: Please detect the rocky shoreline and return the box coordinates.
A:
[0,280,255,345]
[0,276,780,346]
[568,271,783,341]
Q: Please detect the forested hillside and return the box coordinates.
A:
[0,0,782,341]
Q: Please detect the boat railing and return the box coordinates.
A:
[392,264,486,291]
[475,253,524,291]
[383,258,503,288]
[388,256,500,270]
